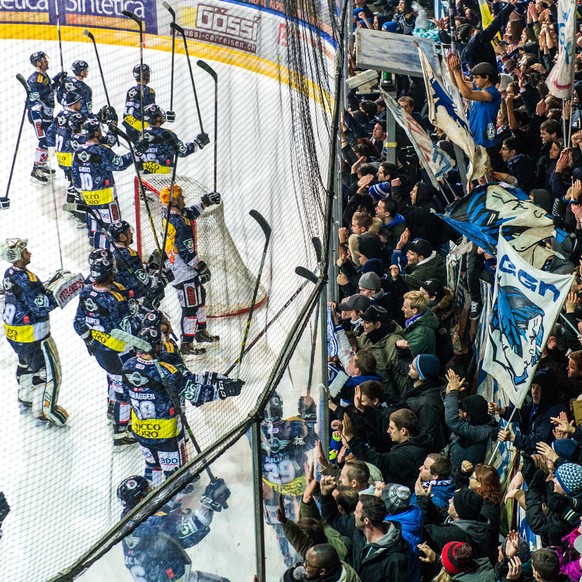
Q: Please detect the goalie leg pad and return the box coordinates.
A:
[109,374,130,428]
[40,337,68,426]
[16,363,34,406]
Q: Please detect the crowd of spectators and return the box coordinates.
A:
[278,0,582,579]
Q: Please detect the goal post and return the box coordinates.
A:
[134,175,267,318]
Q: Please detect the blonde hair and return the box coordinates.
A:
[403,290,427,312]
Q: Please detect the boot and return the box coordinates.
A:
[194,329,220,343]
[30,167,48,185]
[180,342,206,356]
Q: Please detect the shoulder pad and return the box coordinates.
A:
[27,271,39,283]
[149,88,156,95]
[159,361,178,374]
[109,290,126,302]
[164,341,176,353]
[37,74,45,83]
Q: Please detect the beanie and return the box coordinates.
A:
[359,272,381,291]
[552,439,579,462]
[358,234,383,261]
[441,542,474,575]
[453,488,483,521]
[361,258,385,277]
[413,354,440,380]
[381,484,411,515]
[555,463,582,495]
[459,395,490,426]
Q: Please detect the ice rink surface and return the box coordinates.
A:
[0,35,327,581]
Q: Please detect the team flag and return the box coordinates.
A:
[546,0,576,99]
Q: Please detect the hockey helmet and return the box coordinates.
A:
[159,184,183,206]
[264,391,283,423]
[30,51,47,66]
[72,59,89,75]
[82,117,101,138]
[90,256,115,283]
[117,475,150,508]
[64,91,82,107]
[108,220,131,241]
[1,238,28,263]
[88,248,113,266]
[133,63,151,81]
[68,112,85,133]
[143,103,165,123]
[137,326,162,350]
[141,308,164,329]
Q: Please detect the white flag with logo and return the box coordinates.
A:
[482,235,573,407]
[418,47,489,181]
[381,89,453,189]
[547,0,576,98]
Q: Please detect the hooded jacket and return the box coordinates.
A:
[388,504,423,582]
[347,433,431,489]
[406,379,446,452]
[397,252,447,291]
[445,391,498,478]
[355,521,411,582]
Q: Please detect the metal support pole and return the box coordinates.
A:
[251,419,266,581]
[453,144,468,195]
[319,285,329,458]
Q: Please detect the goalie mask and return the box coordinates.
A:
[264,391,283,424]
[159,184,183,206]
[1,238,28,263]
[117,475,150,508]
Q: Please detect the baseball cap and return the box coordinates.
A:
[407,238,432,258]
[338,294,371,313]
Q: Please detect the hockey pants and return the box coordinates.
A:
[173,277,207,341]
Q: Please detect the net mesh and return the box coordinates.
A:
[135,174,268,318]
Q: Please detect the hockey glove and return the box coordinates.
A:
[194,132,210,149]
[99,105,118,124]
[134,137,150,156]
[144,282,165,310]
[146,249,164,274]
[166,110,176,123]
[201,478,231,512]
[218,378,245,400]
[0,492,10,524]
[201,191,221,207]
[298,396,316,423]
[195,260,211,284]
[0,197,10,211]
[52,71,68,88]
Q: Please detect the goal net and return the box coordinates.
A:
[134,174,267,318]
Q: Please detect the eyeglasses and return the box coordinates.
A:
[469,475,478,481]
[303,560,320,569]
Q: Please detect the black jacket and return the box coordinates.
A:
[405,379,446,453]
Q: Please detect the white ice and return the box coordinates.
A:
[0,35,329,581]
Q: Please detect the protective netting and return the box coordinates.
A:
[134,174,267,318]
[0,0,338,579]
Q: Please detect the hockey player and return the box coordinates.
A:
[160,184,220,355]
[135,104,210,174]
[261,391,317,567]
[122,326,244,485]
[107,220,169,303]
[1,238,68,426]
[56,60,93,116]
[27,51,67,185]
[74,253,138,445]
[123,63,156,142]
[71,117,133,248]
[117,474,232,582]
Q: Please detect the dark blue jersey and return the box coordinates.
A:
[57,76,93,116]
[113,246,153,299]
[27,70,54,122]
[46,108,83,170]
[138,127,202,174]
[123,85,156,136]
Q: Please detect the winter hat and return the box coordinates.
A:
[421,278,444,300]
[407,238,432,259]
[453,488,483,521]
[555,463,582,495]
[361,258,385,277]
[360,304,390,323]
[359,272,381,291]
[552,439,579,462]
[358,234,383,260]
[412,354,440,380]
[441,542,474,575]
[459,395,490,426]
[381,484,411,514]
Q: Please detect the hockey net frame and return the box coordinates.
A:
[134,175,267,318]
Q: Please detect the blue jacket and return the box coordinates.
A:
[387,505,423,582]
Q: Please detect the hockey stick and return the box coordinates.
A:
[223,237,322,376]
[108,124,162,255]
[1,74,30,210]
[110,328,216,481]
[122,10,145,138]
[83,30,111,107]
[170,22,204,132]
[197,60,218,191]
[235,211,272,379]
[54,0,64,72]
[162,1,176,118]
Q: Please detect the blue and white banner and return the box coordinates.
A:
[327,305,338,359]
[381,89,453,189]
[482,235,573,407]
[439,183,564,269]
[546,0,576,99]
[418,48,489,181]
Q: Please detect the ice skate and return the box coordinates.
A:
[194,329,219,343]
[30,167,48,185]
[180,342,206,356]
